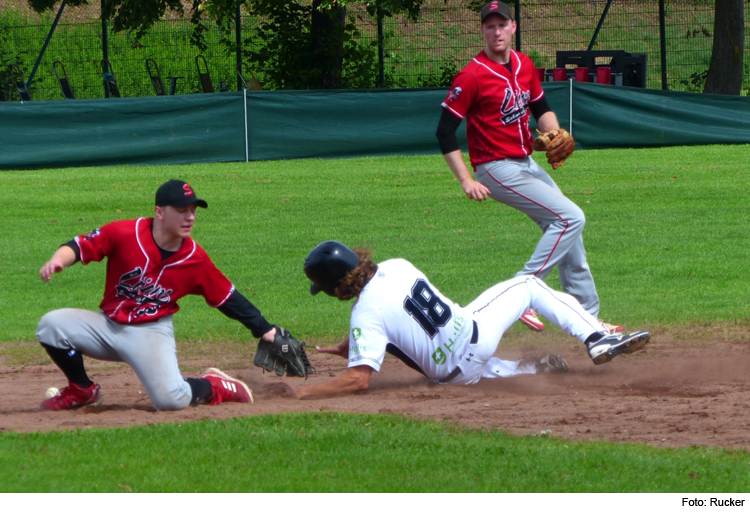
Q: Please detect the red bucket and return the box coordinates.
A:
[535,67,545,82]
[575,67,589,82]
[552,68,567,81]
[597,66,612,85]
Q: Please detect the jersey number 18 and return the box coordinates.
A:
[403,279,452,338]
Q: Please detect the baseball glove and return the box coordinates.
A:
[533,129,575,170]
[254,327,314,378]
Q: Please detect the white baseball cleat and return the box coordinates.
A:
[587,331,650,365]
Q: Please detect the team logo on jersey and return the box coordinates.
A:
[431,347,447,365]
[447,87,462,102]
[115,267,173,317]
[499,88,530,125]
[350,328,364,355]
[82,228,101,242]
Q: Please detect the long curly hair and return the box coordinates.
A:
[335,247,378,301]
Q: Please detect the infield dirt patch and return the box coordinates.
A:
[2,328,749,450]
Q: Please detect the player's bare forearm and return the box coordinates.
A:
[536,111,561,133]
[39,245,77,282]
[443,150,490,201]
[267,365,372,400]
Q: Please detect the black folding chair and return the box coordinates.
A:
[147,58,183,96]
[102,59,121,98]
[146,58,167,96]
[196,55,214,93]
[237,62,263,91]
[9,63,32,101]
[53,60,75,100]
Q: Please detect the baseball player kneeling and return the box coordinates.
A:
[267,241,651,400]
[37,179,297,411]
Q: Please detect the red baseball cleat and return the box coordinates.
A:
[40,382,102,411]
[201,368,254,405]
[599,319,623,334]
[519,309,545,332]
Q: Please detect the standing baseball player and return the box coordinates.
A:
[266,241,650,400]
[36,179,302,411]
[436,2,619,333]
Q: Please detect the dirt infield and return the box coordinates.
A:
[2,329,749,451]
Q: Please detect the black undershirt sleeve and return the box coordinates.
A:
[63,239,81,263]
[435,109,462,154]
[529,96,552,122]
[218,289,274,338]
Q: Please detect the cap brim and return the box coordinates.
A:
[310,282,321,295]
[170,198,208,209]
[482,11,511,22]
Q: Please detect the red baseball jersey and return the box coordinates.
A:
[441,49,544,169]
[74,218,234,324]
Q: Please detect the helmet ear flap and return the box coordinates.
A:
[304,241,360,296]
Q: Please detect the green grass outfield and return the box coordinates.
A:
[2,145,749,343]
[2,413,749,493]
[1,145,749,492]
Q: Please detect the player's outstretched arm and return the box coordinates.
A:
[40,245,77,282]
[316,336,350,358]
[265,365,373,400]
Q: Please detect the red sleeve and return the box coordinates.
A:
[74,221,118,265]
[194,249,235,308]
[441,65,478,119]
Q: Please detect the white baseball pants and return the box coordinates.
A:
[447,275,607,385]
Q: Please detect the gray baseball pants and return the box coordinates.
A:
[475,156,600,316]
[36,309,192,410]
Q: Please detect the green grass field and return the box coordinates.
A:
[2,413,749,493]
[1,145,749,493]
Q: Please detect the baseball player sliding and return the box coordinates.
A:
[266,241,650,400]
[36,179,295,410]
[436,2,619,334]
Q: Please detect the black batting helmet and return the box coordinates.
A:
[304,241,360,296]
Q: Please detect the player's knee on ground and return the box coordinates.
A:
[146,381,193,411]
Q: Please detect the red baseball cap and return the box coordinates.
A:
[481,1,513,22]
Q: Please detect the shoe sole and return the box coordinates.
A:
[537,355,569,373]
[519,315,545,332]
[591,332,651,365]
[203,368,254,404]
[549,355,569,373]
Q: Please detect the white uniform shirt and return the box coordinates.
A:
[347,259,473,382]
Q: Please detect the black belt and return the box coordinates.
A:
[438,321,478,384]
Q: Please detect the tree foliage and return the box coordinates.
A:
[26,0,426,89]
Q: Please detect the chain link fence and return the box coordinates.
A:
[1,0,748,101]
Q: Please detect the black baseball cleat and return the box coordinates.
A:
[587,331,651,365]
[535,354,569,374]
